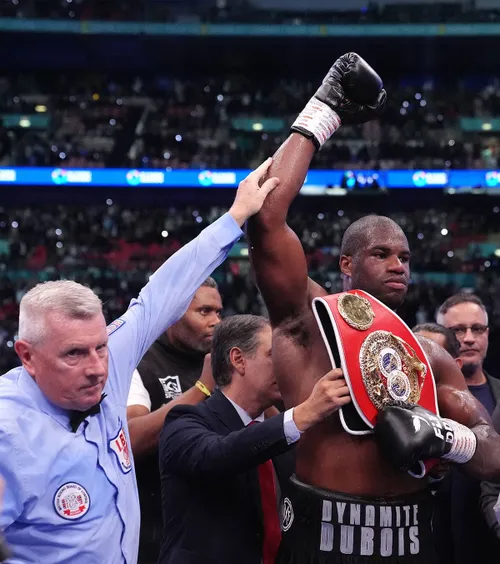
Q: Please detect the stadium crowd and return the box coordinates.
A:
[1,72,500,171]
[1,202,499,374]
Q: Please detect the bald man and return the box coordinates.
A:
[247,52,500,563]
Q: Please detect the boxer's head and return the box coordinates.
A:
[211,315,280,416]
[15,281,108,412]
[437,293,489,379]
[340,215,410,310]
[166,277,222,355]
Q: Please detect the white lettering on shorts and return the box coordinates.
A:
[318,500,421,556]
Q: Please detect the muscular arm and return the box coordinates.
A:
[419,336,500,480]
[127,387,208,458]
[247,134,316,325]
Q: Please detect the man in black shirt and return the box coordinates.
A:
[127,277,222,563]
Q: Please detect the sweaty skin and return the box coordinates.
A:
[247,134,500,495]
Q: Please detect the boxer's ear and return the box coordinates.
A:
[339,254,352,278]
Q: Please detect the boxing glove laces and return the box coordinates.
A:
[375,404,477,473]
[291,52,387,150]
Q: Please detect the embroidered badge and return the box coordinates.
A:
[107,318,126,336]
[53,482,90,520]
[110,427,132,474]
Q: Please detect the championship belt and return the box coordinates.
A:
[312,290,440,478]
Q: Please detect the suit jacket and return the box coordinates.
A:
[479,375,500,546]
[434,372,500,564]
[158,390,296,564]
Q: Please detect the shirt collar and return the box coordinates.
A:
[19,367,73,430]
[222,392,265,426]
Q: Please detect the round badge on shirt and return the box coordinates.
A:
[53,482,91,520]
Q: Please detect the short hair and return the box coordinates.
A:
[437,292,487,317]
[413,322,461,359]
[211,315,270,388]
[18,280,103,345]
[201,277,218,290]
[340,215,404,258]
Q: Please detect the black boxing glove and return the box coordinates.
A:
[374,404,477,474]
[291,52,387,150]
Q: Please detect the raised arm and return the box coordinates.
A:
[106,159,278,404]
[246,135,315,325]
[247,53,386,325]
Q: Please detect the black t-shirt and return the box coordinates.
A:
[135,334,205,527]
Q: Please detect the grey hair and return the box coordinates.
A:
[211,315,270,388]
[201,277,218,290]
[18,280,103,345]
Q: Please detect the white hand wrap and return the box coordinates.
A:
[291,98,341,148]
[442,418,477,464]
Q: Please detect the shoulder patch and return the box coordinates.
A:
[107,318,126,336]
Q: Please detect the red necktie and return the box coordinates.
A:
[249,420,281,563]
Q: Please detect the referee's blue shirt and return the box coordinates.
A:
[0,213,242,564]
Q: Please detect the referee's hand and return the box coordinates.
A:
[229,157,280,226]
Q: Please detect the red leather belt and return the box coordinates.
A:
[312,289,439,437]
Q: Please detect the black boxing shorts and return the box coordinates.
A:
[277,476,439,564]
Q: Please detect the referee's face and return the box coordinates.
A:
[17,312,109,411]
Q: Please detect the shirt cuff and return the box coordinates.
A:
[283,408,302,445]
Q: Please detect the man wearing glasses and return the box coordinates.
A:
[437,293,499,412]
[436,292,500,564]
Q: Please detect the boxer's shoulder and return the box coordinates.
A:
[307,277,328,301]
[415,334,454,384]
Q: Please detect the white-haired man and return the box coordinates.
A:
[0,158,279,564]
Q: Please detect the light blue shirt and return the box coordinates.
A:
[223,394,301,444]
[0,213,243,564]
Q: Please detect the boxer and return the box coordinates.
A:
[247,52,500,563]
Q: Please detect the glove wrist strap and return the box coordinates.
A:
[291,98,341,149]
[442,418,477,464]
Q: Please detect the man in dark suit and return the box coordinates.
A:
[479,405,500,546]
[436,293,500,564]
[158,314,352,564]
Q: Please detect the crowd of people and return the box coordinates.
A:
[2,72,500,170]
[1,201,499,374]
